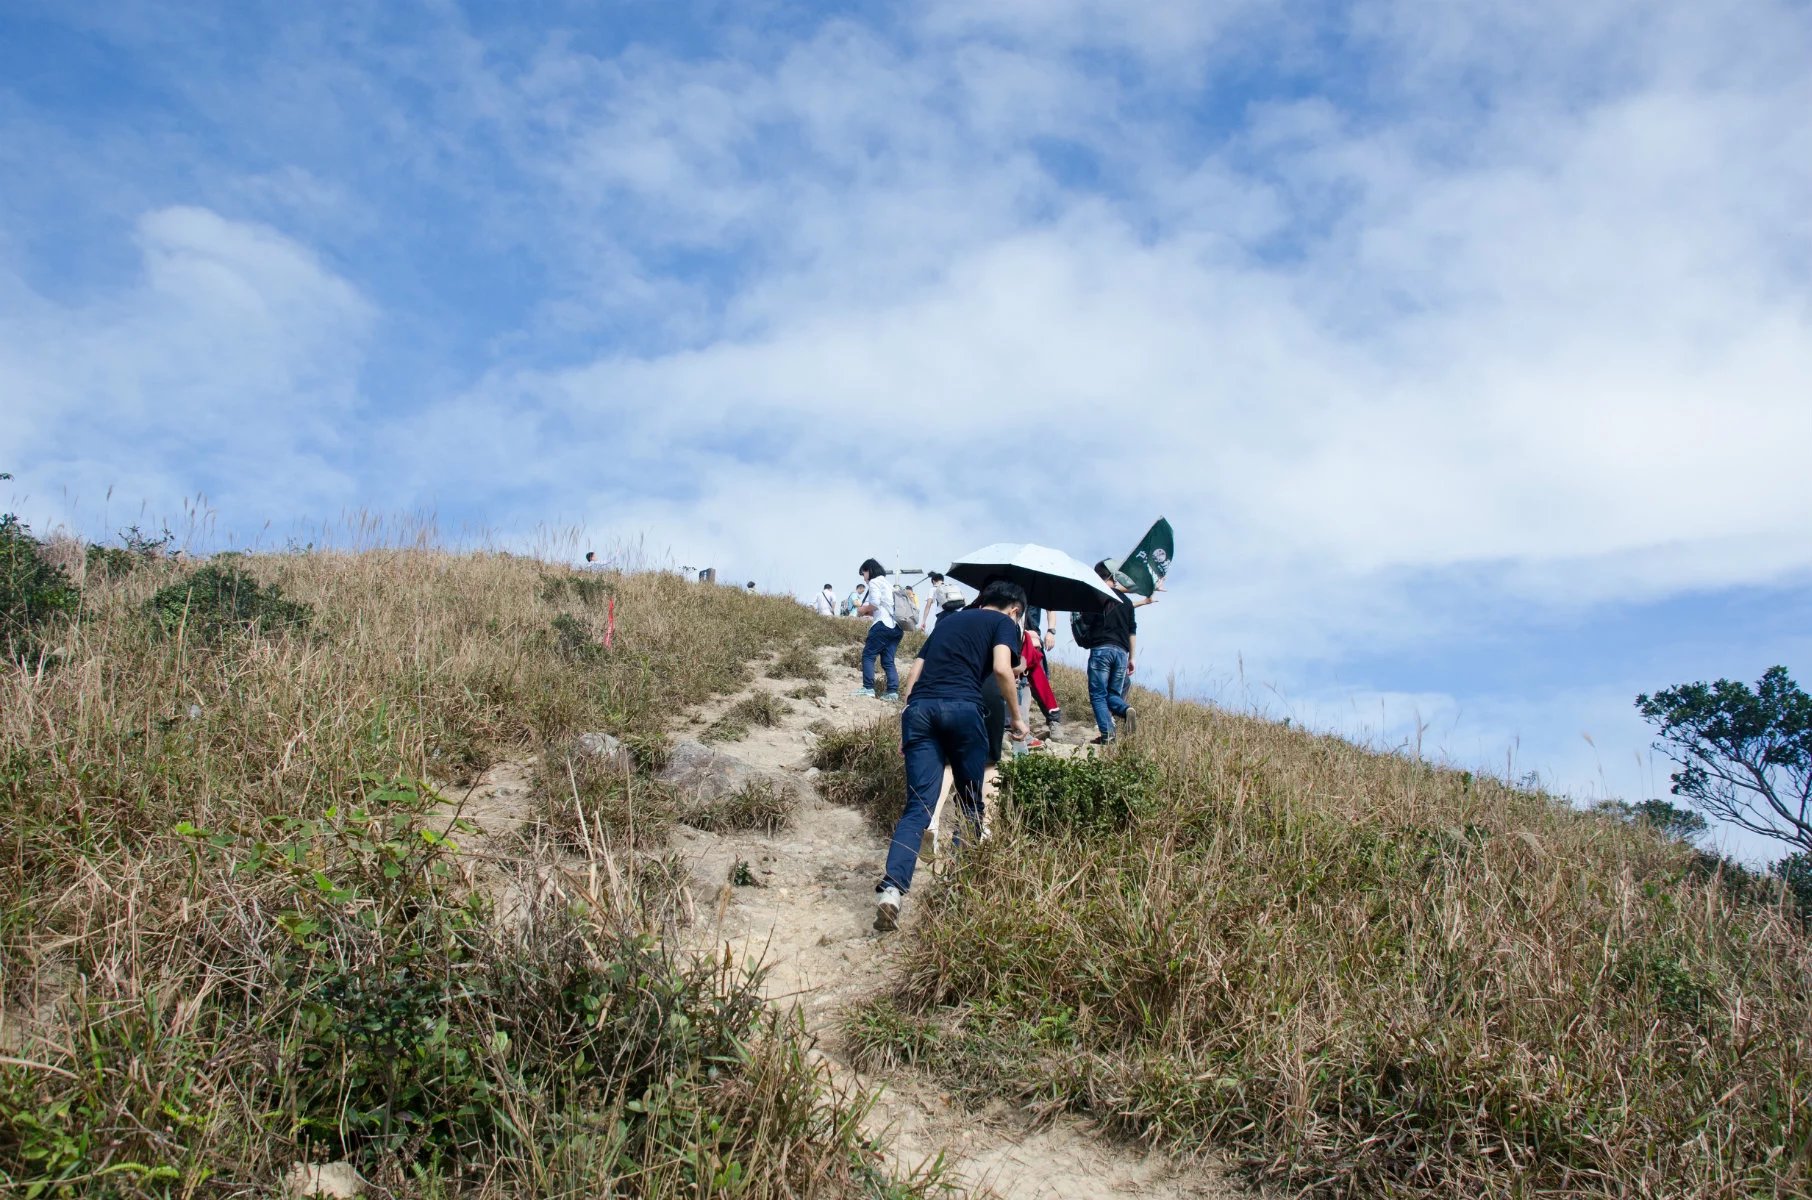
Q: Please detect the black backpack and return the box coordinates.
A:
[1070,609,1105,649]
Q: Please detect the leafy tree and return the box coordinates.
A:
[1596,798,1710,843]
[1636,667,1812,855]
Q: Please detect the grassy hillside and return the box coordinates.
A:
[827,687,1812,1197]
[0,546,940,1198]
[4,541,1808,1198]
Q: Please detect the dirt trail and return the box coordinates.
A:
[671,645,1250,1200]
[452,643,1252,1199]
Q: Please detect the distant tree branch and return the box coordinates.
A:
[1637,667,1812,856]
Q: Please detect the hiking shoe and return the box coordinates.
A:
[1121,708,1138,737]
[881,691,901,702]
[1089,734,1114,746]
[851,686,876,698]
[874,885,902,932]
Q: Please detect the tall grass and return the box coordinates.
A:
[845,686,1812,1198]
[0,548,924,1198]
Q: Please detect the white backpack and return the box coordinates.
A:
[880,581,919,631]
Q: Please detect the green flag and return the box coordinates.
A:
[1119,518,1173,597]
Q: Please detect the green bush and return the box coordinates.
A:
[176,788,768,1172]
[84,525,175,579]
[0,513,77,664]
[551,611,602,662]
[996,749,1157,835]
[144,561,312,641]
[540,572,614,608]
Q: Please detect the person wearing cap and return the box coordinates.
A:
[1077,558,1154,744]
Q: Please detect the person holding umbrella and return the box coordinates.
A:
[874,579,1030,932]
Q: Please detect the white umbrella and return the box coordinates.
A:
[945,542,1121,613]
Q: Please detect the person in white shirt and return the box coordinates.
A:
[813,583,838,616]
[853,557,902,700]
[921,571,966,633]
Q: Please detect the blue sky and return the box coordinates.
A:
[4,0,1810,860]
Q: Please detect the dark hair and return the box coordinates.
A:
[822,583,833,589]
[976,580,1027,613]
[584,551,596,562]
[928,571,944,582]
[858,558,887,579]
[746,581,756,589]
[1093,559,1112,580]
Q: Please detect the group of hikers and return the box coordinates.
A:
[826,556,1156,932]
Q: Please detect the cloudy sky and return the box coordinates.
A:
[4,0,1809,857]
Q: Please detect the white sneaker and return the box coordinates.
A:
[851,686,876,698]
[874,885,902,932]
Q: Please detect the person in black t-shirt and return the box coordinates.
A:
[873,580,1028,932]
[1076,560,1152,743]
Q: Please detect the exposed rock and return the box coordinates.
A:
[574,731,634,773]
[659,738,767,802]
[282,1162,364,1198]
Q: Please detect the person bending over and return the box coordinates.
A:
[874,580,1028,931]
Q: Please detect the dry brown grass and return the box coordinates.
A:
[846,676,1812,1198]
[0,548,923,1199]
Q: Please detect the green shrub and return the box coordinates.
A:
[996,749,1157,834]
[540,572,615,608]
[144,561,312,641]
[84,525,174,579]
[551,611,602,662]
[0,513,78,663]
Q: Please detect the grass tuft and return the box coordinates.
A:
[768,642,825,681]
[690,777,798,835]
[728,692,789,727]
[811,719,905,835]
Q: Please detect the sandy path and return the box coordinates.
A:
[668,646,1252,1200]
[448,642,1253,1199]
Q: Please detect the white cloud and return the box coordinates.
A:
[1,206,374,530]
[6,0,1809,824]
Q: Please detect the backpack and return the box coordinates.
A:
[1070,609,1104,649]
[892,584,921,631]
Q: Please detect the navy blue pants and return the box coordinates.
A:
[862,621,903,691]
[882,698,989,893]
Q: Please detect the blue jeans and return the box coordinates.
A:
[862,621,903,692]
[1087,646,1131,737]
[883,698,989,893]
